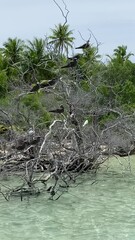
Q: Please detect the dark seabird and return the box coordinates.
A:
[75,40,90,49]
[68,54,81,61]
[49,105,64,114]
[30,82,40,92]
[30,78,58,92]
[61,58,78,68]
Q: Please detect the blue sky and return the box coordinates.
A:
[0,0,135,61]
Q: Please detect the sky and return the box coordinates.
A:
[0,0,135,61]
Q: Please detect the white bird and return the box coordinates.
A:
[28,128,35,135]
[82,119,88,127]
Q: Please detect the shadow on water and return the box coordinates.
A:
[0,156,135,240]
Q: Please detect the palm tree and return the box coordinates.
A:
[24,37,46,81]
[49,24,74,56]
[2,37,24,64]
[23,38,55,82]
[114,45,133,62]
[25,38,46,65]
[0,38,24,80]
[107,45,134,64]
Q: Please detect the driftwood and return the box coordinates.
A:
[1,106,134,201]
[0,115,108,201]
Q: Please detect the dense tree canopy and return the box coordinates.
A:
[0,26,135,126]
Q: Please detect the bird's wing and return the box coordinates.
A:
[30,83,40,92]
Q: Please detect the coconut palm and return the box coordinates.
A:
[2,37,24,64]
[107,45,134,63]
[23,38,55,82]
[0,38,24,80]
[24,38,46,65]
[49,23,74,56]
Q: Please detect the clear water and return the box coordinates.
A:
[0,156,135,240]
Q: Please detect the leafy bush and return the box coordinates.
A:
[22,93,42,111]
[0,71,8,97]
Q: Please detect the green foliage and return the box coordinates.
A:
[0,71,8,97]
[116,80,135,105]
[97,46,135,107]
[80,80,90,92]
[22,93,42,111]
[1,37,24,64]
[98,84,110,97]
[22,38,57,82]
[0,33,135,134]
[83,46,101,63]
[99,112,118,128]
[0,124,9,134]
[37,111,52,128]
[49,23,74,55]
[77,46,102,81]
[122,103,135,113]
[24,38,46,64]
[0,94,12,107]
[107,45,134,64]
[20,92,52,128]
[0,53,6,70]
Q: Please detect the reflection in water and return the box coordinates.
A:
[0,156,135,240]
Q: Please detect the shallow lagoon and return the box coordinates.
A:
[0,156,135,240]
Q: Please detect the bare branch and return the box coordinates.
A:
[78,31,91,42]
[52,0,69,25]
[88,29,101,47]
[39,119,65,157]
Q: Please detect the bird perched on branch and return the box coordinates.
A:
[30,78,58,92]
[68,53,81,61]
[75,40,90,49]
[49,105,64,114]
[30,82,40,92]
[82,119,88,127]
[61,57,78,68]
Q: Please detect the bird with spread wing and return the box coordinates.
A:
[30,78,58,92]
[49,105,64,114]
[75,40,90,49]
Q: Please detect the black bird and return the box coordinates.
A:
[68,53,81,61]
[75,40,90,49]
[49,105,64,114]
[15,136,41,151]
[61,58,78,68]
[30,78,58,92]
[30,82,40,92]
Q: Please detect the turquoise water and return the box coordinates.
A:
[0,156,135,240]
